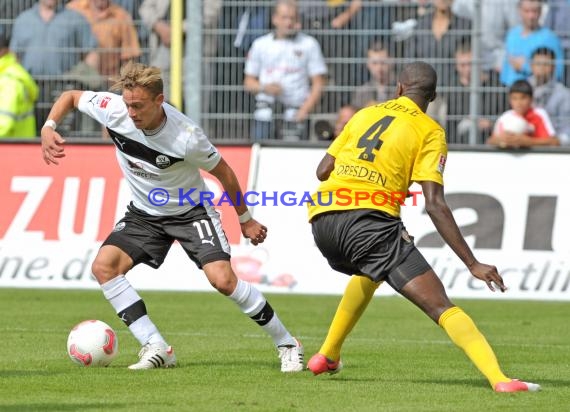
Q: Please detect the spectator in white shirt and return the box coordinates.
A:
[244,0,327,141]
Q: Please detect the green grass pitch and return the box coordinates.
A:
[0,289,568,411]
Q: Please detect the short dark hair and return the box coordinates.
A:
[273,0,297,16]
[509,79,533,97]
[531,47,556,60]
[368,40,389,54]
[455,39,471,55]
[399,61,437,102]
[518,0,543,6]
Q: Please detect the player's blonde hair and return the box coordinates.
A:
[110,61,163,97]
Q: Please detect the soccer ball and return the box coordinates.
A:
[500,111,530,134]
[67,320,118,367]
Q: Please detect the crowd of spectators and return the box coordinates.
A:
[0,0,568,147]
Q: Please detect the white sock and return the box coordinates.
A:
[229,279,295,347]
[101,275,165,346]
[128,315,165,346]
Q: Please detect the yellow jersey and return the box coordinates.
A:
[308,96,447,220]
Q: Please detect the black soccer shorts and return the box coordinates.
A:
[311,209,431,291]
[103,203,231,269]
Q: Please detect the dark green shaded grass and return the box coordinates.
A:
[0,289,567,411]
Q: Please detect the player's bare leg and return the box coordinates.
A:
[203,260,303,372]
[399,269,539,392]
[93,245,175,369]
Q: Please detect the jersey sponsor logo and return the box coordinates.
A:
[87,94,99,106]
[155,155,171,169]
[127,160,160,181]
[438,154,446,174]
[100,96,112,108]
[335,164,387,186]
[113,137,126,150]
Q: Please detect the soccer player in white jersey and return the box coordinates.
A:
[40,61,304,372]
[244,0,327,140]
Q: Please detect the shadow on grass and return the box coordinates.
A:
[412,377,570,390]
[528,378,570,388]
[188,358,279,370]
[302,375,485,385]
[410,377,489,389]
[311,376,380,382]
[0,370,62,378]
[0,403,126,411]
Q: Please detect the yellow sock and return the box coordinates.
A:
[438,306,510,387]
[319,275,381,361]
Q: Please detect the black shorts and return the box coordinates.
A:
[311,209,431,291]
[103,203,231,269]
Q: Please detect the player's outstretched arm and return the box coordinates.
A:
[316,153,335,181]
[41,90,84,165]
[208,157,268,245]
[421,180,506,292]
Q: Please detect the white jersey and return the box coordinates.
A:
[78,91,221,216]
[245,32,327,108]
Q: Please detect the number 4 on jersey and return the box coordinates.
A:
[357,116,395,162]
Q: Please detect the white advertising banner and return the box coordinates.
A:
[0,239,287,293]
[2,143,569,300]
[250,148,570,301]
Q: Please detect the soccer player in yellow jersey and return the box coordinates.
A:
[306,62,540,392]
